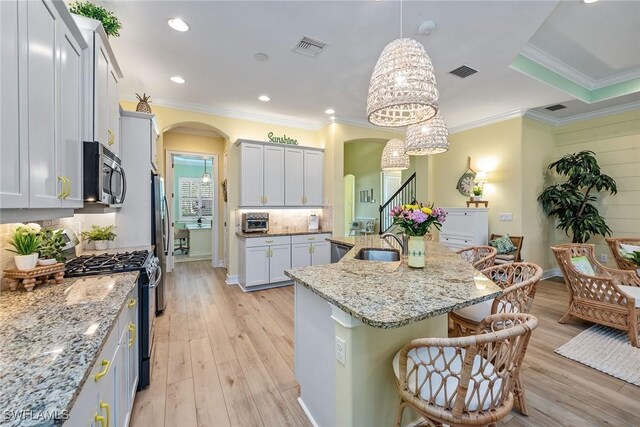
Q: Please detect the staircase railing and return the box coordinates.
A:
[379,172,416,234]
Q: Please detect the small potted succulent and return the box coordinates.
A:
[472,185,483,201]
[81,225,117,250]
[38,229,66,266]
[7,223,41,270]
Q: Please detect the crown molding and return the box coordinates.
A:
[120,96,324,131]
[332,116,402,134]
[449,110,527,135]
[521,43,640,90]
[524,100,640,126]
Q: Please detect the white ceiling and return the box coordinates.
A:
[105,0,638,131]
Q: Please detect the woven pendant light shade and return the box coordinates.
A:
[405,111,450,155]
[381,138,410,171]
[367,38,439,127]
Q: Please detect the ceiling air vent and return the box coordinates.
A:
[293,36,328,58]
[449,65,478,78]
[545,104,567,112]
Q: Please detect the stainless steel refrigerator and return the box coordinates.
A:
[151,173,169,314]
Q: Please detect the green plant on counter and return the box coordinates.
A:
[39,229,66,262]
[69,1,122,37]
[6,223,41,255]
[81,225,117,242]
[538,150,617,243]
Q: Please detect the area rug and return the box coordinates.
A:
[555,324,640,386]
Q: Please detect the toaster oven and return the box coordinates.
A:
[242,213,269,233]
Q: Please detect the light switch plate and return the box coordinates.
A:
[600,253,608,263]
[499,213,513,221]
[335,336,346,366]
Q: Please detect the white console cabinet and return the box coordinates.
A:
[438,208,488,250]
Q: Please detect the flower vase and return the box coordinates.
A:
[94,240,108,251]
[14,253,39,271]
[408,236,425,268]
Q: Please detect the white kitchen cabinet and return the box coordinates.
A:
[291,234,332,268]
[303,150,324,207]
[73,14,123,150]
[263,145,285,206]
[239,143,264,207]
[238,140,324,208]
[66,283,139,427]
[0,0,86,216]
[439,208,489,250]
[59,22,84,208]
[269,244,292,282]
[285,148,304,206]
[0,0,29,209]
[239,235,293,290]
[27,0,60,208]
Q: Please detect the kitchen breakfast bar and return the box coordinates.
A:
[285,235,502,427]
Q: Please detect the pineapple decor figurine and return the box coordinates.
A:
[135,93,152,113]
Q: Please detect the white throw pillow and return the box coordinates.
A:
[618,285,640,308]
[620,244,640,254]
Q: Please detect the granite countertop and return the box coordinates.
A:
[236,229,332,238]
[0,272,139,426]
[285,236,501,329]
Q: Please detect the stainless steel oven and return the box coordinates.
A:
[83,141,127,207]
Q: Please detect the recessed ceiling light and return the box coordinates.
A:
[583,0,598,3]
[254,53,270,62]
[170,76,186,84]
[258,95,270,102]
[324,108,335,115]
[168,18,189,32]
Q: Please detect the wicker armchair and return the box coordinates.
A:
[552,244,640,347]
[489,234,524,265]
[449,262,542,415]
[457,246,497,270]
[394,314,539,427]
[605,237,640,271]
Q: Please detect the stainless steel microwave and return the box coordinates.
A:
[83,141,127,207]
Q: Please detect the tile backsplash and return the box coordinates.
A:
[236,208,333,234]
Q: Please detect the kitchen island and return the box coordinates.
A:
[285,235,502,427]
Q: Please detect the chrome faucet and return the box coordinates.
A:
[381,232,408,256]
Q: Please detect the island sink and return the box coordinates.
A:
[354,248,400,262]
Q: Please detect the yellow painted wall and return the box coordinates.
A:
[550,109,640,267]
[164,132,226,264]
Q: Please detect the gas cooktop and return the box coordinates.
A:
[65,250,152,277]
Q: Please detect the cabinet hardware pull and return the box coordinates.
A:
[57,176,65,199]
[107,129,114,146]
[99,401,110,427]
[308,245,311,254]
[307,237,314,240]
[128,298,137,308]
[129,323,136,347]
[94,359,110,381]
[266,249,270,258]
[265,240,274,243]
[63,176,70,199]
[95,414,106,427]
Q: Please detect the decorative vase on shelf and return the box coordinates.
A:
[14,253,39,271]
[408,236,425,268]
[94,240,109,251]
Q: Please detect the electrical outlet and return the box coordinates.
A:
[335,336,346,366]
[499,213,513,221]
[600,253,608,263]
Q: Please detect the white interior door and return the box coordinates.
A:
[381,171,402,205]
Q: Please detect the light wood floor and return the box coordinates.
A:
[131,262,640,427]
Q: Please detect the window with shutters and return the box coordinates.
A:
[178,177,214,221]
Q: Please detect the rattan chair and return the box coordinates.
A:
[605,237,640,271]
[394,313,538,427]
[449,262,543,415]
[489,234,524,265]
[457,246,497,270]
[552,244,640,347]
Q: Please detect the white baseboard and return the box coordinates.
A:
[217,259,225,268]
[297,397,319,427]
[542,268,561,280]
[225,274,239,285]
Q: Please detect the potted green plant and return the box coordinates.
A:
[69,1,122,37]
[6,223,41,270]
[81,225,117,250]
[538,150,617,243]
[472,185,483,201]
[38,229,66,266]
